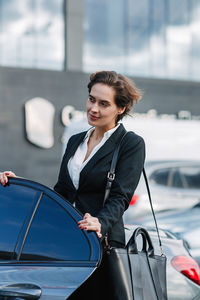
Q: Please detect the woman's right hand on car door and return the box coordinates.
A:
[0,171,16,186]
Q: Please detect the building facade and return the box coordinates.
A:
[1,0,200,82]
[0,0,200,186]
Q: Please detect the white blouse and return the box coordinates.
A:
[68,124,120,189]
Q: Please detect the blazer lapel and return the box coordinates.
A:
[78,124,126,190]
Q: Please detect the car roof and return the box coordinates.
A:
[145,160,200,169]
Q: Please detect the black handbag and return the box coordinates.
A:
[103,132,168,300]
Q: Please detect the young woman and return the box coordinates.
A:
[0,71,145,299]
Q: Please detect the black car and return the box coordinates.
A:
[0,178,101,299]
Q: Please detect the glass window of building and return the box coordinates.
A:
[83,0,200,82]
[0,0,64,70]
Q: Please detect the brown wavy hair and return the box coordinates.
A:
[87,71,142,123]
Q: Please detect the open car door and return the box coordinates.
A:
[0,178,101,299]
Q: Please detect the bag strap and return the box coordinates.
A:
[103,131,165,256]
[103,131,128,206]
[143,168,165,256]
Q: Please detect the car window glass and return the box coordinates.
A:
[172,170,184,188]
[179,167,200,189]
[0,185,38,260]
[149,168,170,186]
[20,194,90,261]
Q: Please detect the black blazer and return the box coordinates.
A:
[54,124,145,246]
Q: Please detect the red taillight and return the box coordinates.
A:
[129,195,139,206]
[171,255,200,285]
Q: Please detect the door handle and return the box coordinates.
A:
[0,283,41,299]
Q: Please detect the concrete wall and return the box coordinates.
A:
[134,77,200,116]
[0,67,89,187]
[0,66,200,187]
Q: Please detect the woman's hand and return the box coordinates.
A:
[78,213,102,238]
[0,171,16,186]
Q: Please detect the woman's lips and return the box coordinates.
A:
[89,114,99,121]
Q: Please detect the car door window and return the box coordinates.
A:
[20,194,91,261]
[149,168,170,186]
[0,185,39,260]
[179,167,200,189]
[171,169,184,188]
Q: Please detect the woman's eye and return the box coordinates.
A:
[101,101,109,107]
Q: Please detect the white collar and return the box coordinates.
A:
[84,123,120,141]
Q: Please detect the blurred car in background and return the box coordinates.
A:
[124,160,200,223]
[134,202,200,267]
[0,178,200,299]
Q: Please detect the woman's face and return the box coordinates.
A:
[86,83,125,131]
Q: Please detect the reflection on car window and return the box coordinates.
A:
[20,195,90,261]
[0,185,38,260]
[149,169,170,186]
[179,167,200,189]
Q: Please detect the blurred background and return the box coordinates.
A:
[0,0,200,188]
[1,0,200,287]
